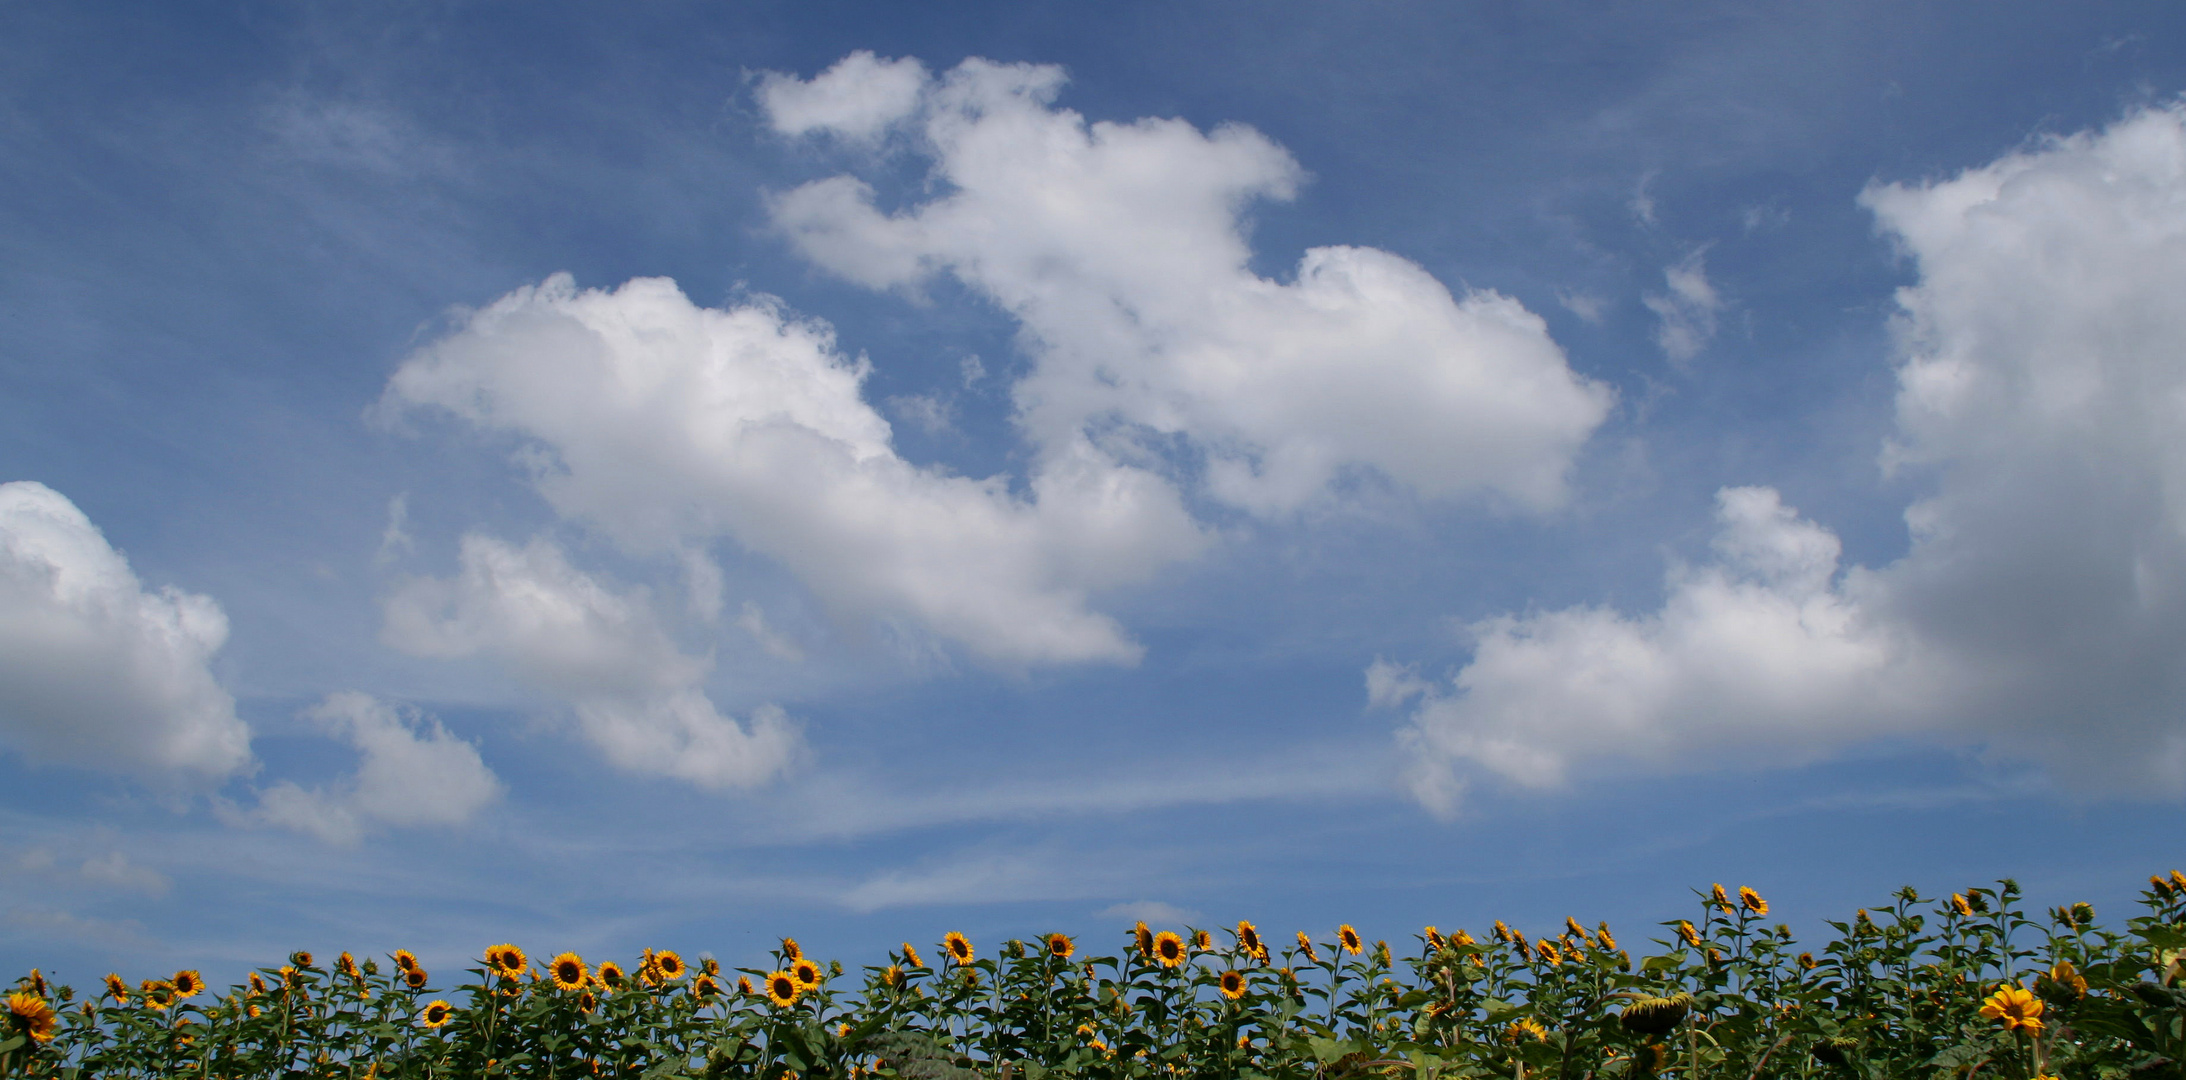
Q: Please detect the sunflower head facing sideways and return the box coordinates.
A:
[392,950,419,974]
[1295,932,1319,963]
[549,953,587,992]
[1237,921,1266,960]
[1153,932,1187,968]
[1045,933,1075,960]
[1135,922,1155,959]
[780,937,802,963]
[943,932,973,966]
[902,943,926,969]
[1338,925,1363,956]
[485,945,527,980]
[103,974,129,1004]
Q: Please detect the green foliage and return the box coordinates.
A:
[9,873,2186,1078]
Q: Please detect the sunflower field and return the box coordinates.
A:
[10,874,2186,1079]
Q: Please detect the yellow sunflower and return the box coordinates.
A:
[103,974,129,1003]
[248,972,267,996]
[141,981,173,1012]
[1450,928,1476,947]
[1711,884,1733,915]
[1294,931,1319,963]
[738,976,756,997]
[1507,1017,1548,1043]
[578,991,598,1014]
[942,932,974,966]
[1740,887,1768,916]
[1218,970,1247,1000]
[1425,925,1445,951]
[792,959,822,989]
[1337,925,1363,955]
[550,953,588,992]
[1981,984,2045,1033]
[1535,940,1562,964]
[596,961,624,990]
[765,971,801,1008]
[1135,922,1155,959]
[170,969,204,998]
[1953,893,1975,917]
[1193,929,1212,951]
[780,937,802,962]
[1045,933,1075,960]
[652,950,686,981]
[485,944,527,980]
[700,957,720,977]
[24,971,42,998]
[1677,921,1702,948]
[691,975,720,1002]
[7,991,56,1043]
[1596,924,1617,951]
[880,965,904,988]
[291,951,316,970]
[392,950,419,973]
[1153,931,1186,968]
[404,966,429,990]
[337,953,359,980]
[418,1000,454,1029]
[901,943,926,969]
[1236,921,1266,960]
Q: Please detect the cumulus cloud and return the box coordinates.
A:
[1642,250,1722,365]
[758,51,928,142]
[384,276,1203,666]
[763,55,1612,516]
[1387,105,2186,813]
[382,534,800,787]
[0,481,251,782]
[247,692,501,845]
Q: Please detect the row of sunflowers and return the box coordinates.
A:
[8,872,2186,1078]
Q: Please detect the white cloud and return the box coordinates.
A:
[1094,900,1203,926]
[757,51,928,142]
[0,481,251,782]
[1388,104,2186,812]
[376,492,414,564]
[248,692,502,845]
[1642,250,1722,365]
[384,276,1204,666]
[9,846,170,897]
[382,534,800,787]
[764,55,1612,516]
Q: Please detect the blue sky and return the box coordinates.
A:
[7,1,2186,986]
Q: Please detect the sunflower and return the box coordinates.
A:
[901,943,926,969]
[142,981,173,1011]
[1044,933,1075,959]
[248,972,267,996]
[419,1000,454,1029]
[1506,1017,1548,1044]
[1798,951,1818,970]
[171,969,204,998]
[550,953,587,992]
[24,970,42,998]
[2173,870,2186,893]
[942,932,973,966]
[1981,984,2045,1033]
[1337,925,1363,955]
[578,991,598,1013]
[1738,887,1768,916]
[1492,920,1512,942]
[1294,931,1319,963]
[2049,959,2089,998]
[737,976,755,996]
[1620,994,1692,1036]
[691,975,720,1002]
[1535,940,1562,964]
[596,961,624,990]
[1135,922,1155,959]
[700,957,719,977]
[1676,921,1702,948]
[485,944,527,980]
[780,937,802,961]
[337,953,359,980]
[881,965,904,988]
[393,949,420,973]
[765,971,801,1008]
[1451,928,1476,947]
[291,950,316,970]
[282,965,306,989]
[404,966,429,990]
[7,991,56,1043]
[103,973,129,1003]
[247,1004,261,1018]
[1149,931,1185,968]
[1218,970,1247,1000]
[1710,884,1732,915]
[653,951,686,981]
[1193,929,1212,951]
[1424,925,1444,951]
[1236,921,1266,960]
[792,959,822,989]
[1596,923,1617,951]
[1952,893,1975,917]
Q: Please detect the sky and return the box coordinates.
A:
[6,0,2186,987]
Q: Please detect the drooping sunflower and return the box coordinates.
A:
[1294,931,1319,963]
[103,974,129,1003]
[942,932,974,966]
[880,965,904,988]
[1676,920,1702,948]
[550,953,588,992]
[7,992,56,1044]
[1506,1017,1549,1044]
[1424,925,1445,951]
[1739,887,1768,916]
[1045,933,1075,959]
[1450,928,1476,947]
[1337,925,1363,956]
[596,961,625,990]
[653,950,686,981]
[691,975,720,1002]
[485,944,527,980]
[1218,970,1247,1000]
[171,970,205,998]
[765,971,801,1008]
[1236,921,1265,960]
[791,959,822,989]
[901,943,926,969]
[1492,920,1512,942]
[1135,922,1155,959]
[1596,923,1617,951]
[1152,931,1186,968]
[1952,892,1975,917]
[404,966,429,990]
[418,1000,454,1029]
[1710,883,1732,914]
[780,937,802,962]
[1981,985,2045,1033]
